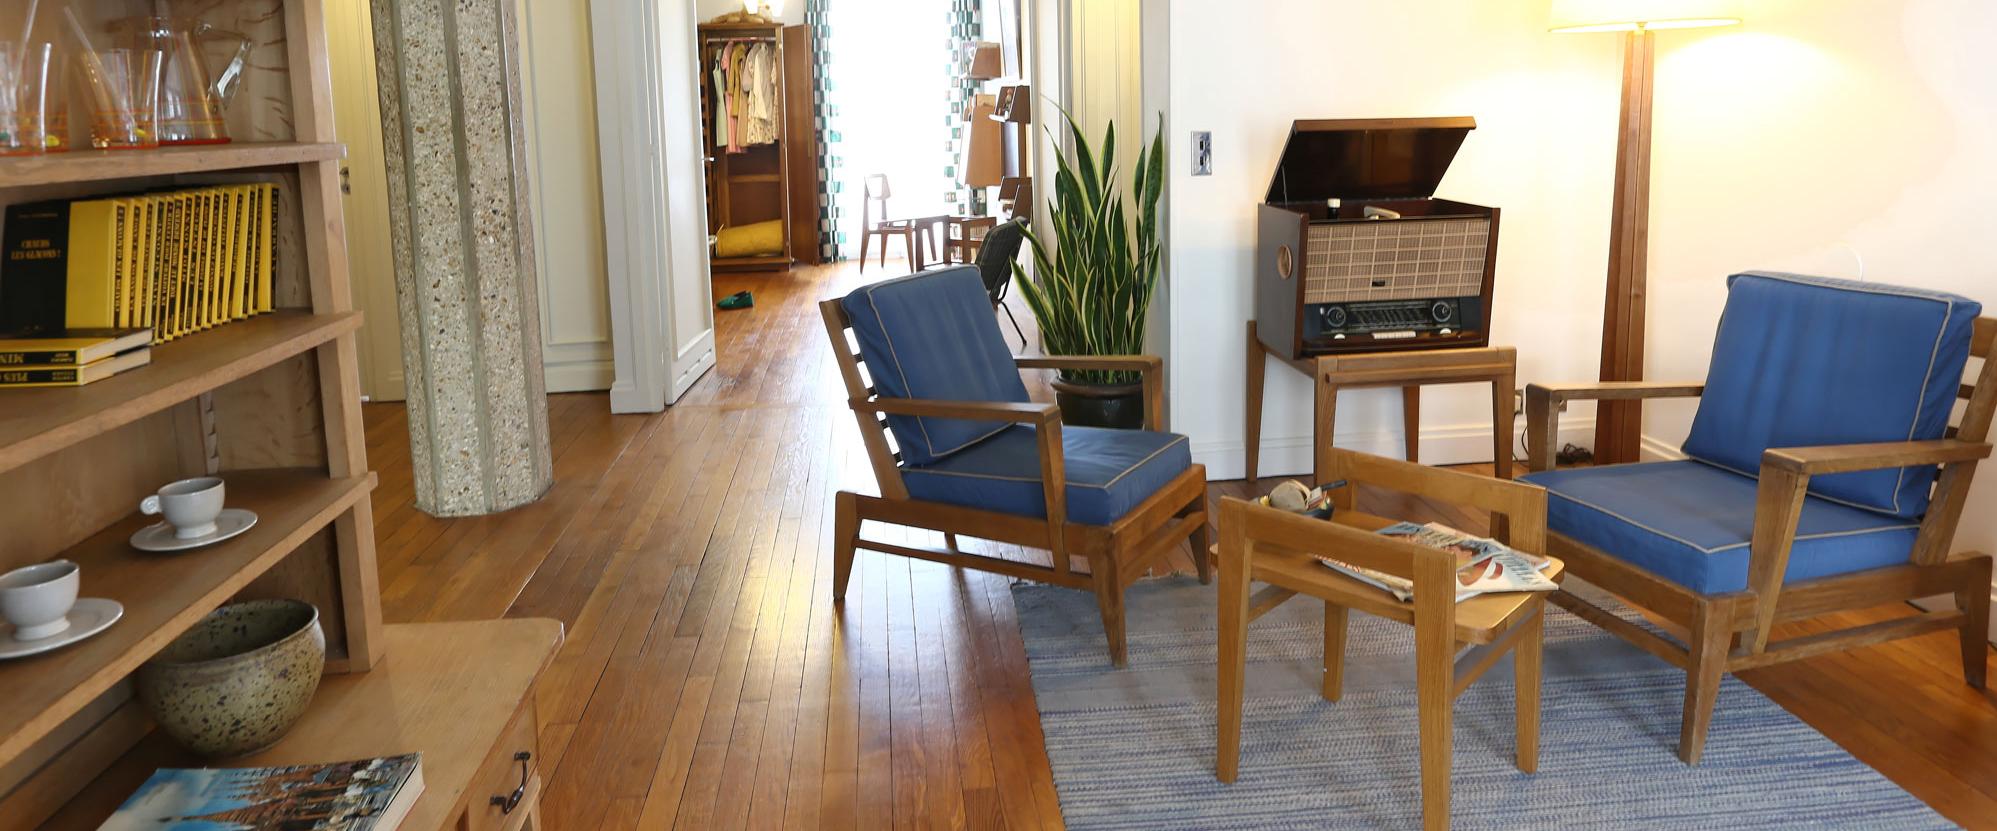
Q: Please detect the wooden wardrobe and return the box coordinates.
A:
[698,22,823,272]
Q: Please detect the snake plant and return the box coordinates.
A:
[1014,113,1165,386]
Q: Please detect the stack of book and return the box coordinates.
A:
[0,327,153,387]
[0,183,281,353]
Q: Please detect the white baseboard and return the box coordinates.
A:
[1195,417,1597,481]
[544,359,615,393]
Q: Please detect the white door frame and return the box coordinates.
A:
[590,0,716,413]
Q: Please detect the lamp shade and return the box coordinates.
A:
[961,94,1004,188]
[1549,0,1741,33]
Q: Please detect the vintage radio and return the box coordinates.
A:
[1255,117,1499,359]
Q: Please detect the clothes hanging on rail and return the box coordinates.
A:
[710,38,781,153]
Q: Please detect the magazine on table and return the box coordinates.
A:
[98,753,423,831]
[1316,521,1557,603]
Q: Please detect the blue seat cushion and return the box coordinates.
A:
[843,266,1029,466]
[1520,461,1920,594]
[902,425,1193,525]
[1682,272,1981,518]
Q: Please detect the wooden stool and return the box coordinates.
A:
[1215,450,1557,831]
[1244,321,1518,486]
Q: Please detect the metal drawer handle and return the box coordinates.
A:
[490,751,531,815]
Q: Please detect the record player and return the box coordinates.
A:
[1255,117,1499,358]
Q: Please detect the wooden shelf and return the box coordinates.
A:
[0,142,345,189]
[0,469,375,770]
[42,619,561,830]
[0,311,362,475]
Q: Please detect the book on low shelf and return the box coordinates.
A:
[0,347,151,387]
[0,327,152,365]
[98,753,424,831]
[1318,521,1558,603]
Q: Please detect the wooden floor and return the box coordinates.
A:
[365,257,1997,829]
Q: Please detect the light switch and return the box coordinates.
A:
[1192,131,1212,176]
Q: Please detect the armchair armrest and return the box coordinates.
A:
[1015,354,1167,431]
[853,396,1061,425]
[1523,381,1706,472]
[1761,439,1992,475]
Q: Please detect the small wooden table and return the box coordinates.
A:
[1244,321,1518,486]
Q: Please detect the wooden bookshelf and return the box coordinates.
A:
[0,311,361,474]
[0,469,373,768]
[0,142,345,189]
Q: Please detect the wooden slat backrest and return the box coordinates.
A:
[1913,316,1997,565]
[818,298,910,499]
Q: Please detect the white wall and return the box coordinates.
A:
[519,0,614,392]
[1637,0,1997,560]
[1166,0,1621,479]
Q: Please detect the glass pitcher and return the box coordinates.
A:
[134,15,249,145]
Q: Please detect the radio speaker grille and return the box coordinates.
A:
[1304,219,1490,304]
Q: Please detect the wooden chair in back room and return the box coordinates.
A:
[819,266,1211,665]
[857,173,925,273]
[1522,271,1994,764]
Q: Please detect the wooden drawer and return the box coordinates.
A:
[461,699,541,831]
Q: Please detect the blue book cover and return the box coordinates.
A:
[98,754,423,831]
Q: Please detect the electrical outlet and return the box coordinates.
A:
[1192,131,1212,176]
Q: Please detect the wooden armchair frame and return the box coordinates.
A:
[1525,317,1997,764]
[1215,450,1558,831]
[820,299,1210,666]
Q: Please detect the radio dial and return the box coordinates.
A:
[1323,306,1348,328]
[1431,301,1454,322]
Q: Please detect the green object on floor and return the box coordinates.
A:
[717,290,753,310]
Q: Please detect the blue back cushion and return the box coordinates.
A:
[842,267,1028,465]
[1682,272,1981,518]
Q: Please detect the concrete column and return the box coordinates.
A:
[371,0,553,516]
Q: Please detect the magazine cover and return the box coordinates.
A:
[1318,521,1557,602]
[98,754,422,831]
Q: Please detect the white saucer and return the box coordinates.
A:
[130,508,259,552]
[0,598,124,659]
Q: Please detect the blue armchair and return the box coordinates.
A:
[1522,272,1994,764]
[818,266,1211,665]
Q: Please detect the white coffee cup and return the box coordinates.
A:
[141,476,226,540]
[0,560,80,641]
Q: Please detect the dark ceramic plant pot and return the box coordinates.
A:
[1050,377,1145,429]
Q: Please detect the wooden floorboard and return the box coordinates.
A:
[363,255,1997,829]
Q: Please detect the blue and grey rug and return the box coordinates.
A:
[1013,576,1955,830]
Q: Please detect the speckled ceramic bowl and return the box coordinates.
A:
[136,599,325,758]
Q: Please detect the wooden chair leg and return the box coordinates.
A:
[1401,385,1420,464]
[1322,601,1348,701]
[944,532,960,553]
[1216,542,1250,782]
[1680,599,1730,765]
[859,230,872,273]
[1958,556,1992,689]
[1514,602,1543,774]
[832,492,858,601]
[1245,323,1266,483]
[1189,501,1213,585]
[1091,555,1129,667]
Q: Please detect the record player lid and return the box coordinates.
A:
[1264,117,1476,203]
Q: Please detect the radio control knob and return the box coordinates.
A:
[1431,301,1454,322]
[1323,307,1348,328]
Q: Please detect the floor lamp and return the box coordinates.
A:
[1551,1,1740,463]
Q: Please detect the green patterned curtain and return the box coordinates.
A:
[945,0,984,215]
[806,0,844,261]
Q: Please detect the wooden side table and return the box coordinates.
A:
[1244,321,1518,487]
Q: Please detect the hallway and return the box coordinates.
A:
[364,260,1997,829]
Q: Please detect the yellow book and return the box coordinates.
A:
[166,192,191,340]
[256,183,277,313]
[63,199,122,329]
[0,348,151,388]
[194,190,216,331]
[180,191,201,334]
[134,197,158,334]
[218,187,243,321]
[229,186,252,319]
[116,197,141,328]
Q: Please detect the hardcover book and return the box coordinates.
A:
[0,348,151,387]
[0,327,151,365]
[98,754,423,831]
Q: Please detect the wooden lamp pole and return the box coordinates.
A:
[1595,27,1656,464]
[1551,3,1739,463]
